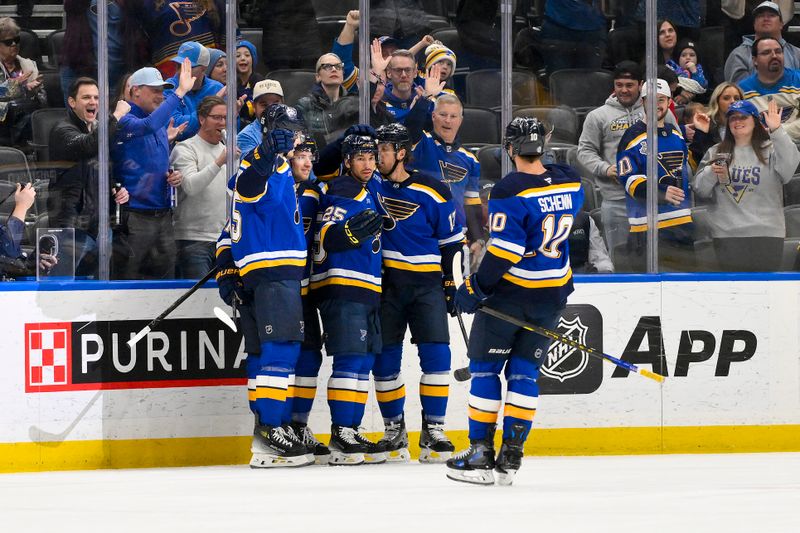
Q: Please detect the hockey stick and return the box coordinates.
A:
[477,306,665,383]
[451,250,473,382]
[28,389,102,444]
[127,266,218,347]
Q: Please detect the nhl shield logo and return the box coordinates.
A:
[541,316,589,383]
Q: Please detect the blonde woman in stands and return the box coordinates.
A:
[706,82,744,143]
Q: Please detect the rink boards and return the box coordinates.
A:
[2,274,800,472]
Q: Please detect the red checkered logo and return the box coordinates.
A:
[25,322,72,392]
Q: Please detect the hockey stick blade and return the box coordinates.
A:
[478,306,665,384]
[127,326,150,348]
[213,306,237,332]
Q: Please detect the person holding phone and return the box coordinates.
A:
[693,98,800,271]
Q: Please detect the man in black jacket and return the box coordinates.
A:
[47,77,130,277]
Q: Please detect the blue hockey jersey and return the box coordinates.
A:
[227,147,307,288]
[616,121,694,237]
[311,174,383,307]
[476,164,584,303]
[408,131,481,227]
[296,179,322,296]
[375,171,464,287]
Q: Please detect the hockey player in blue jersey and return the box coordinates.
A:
[616,79,696,272]
[312,132,386,465]
[404,92,485,262]
[215,104,311,468]
[285,137,332,465]
[446,117,584,486]
[371,123,465,463]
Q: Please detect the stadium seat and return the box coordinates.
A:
[565,145,594,181]
[549,69,613,110]
[785,206,800,237]
[781,238,800,271]
[264,69,317,106]
[514,105,579,144]
[30,108,68,163]
[580,178,597,212]
[42,70,64,108]
[691,205,712,240]
[696,26,724,86]
[477,144,502,182]
[0,147,33,186]
[465,69,536,108]
[460,107,500,144]
[46,29,64,70]
[546,142,578,164]
[784,175,800,206]
[18,29,41,67]
[420,0,451,27]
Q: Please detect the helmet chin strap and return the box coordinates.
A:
[378,143,403,179]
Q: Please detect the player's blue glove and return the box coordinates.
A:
[345,123,376,139]
[443,275,457,317]
[216,267,246,306]
[266,128,295,155]
[454,274,488,314]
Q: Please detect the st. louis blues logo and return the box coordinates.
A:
[377,192,419,230]
[540,316,589,382]
[438,161,468,184]
[168,2,206,37]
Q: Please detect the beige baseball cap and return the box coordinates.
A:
[253,79,284,101]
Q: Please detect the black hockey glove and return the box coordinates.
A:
[266,128,296,155]
[454,273,489,314]
[344,209,383,246]
[216,267,246,306]
[344,123,377,139]
[443,275,457,317]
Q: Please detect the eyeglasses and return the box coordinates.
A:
[0,36,20,47]
[206,114,226,121]
[389,67,415,76]
[319,63,344,72]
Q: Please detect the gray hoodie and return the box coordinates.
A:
[577,95,644,203]
[693,126,800,238]
[724,34,800,83]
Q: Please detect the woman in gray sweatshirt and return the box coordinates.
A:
[693,98,800,271]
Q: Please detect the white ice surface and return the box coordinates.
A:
[2,453,799,533]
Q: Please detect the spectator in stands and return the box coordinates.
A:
[632,1,701,38]
[570,211,615,274]
[122,0,226,78]
[0,17,45,147]
[86,0,126,94]
[111,61,194,280]
[236,40,263,127]
[668,39,708,90]
[48,77,131,277]
[419,42,458,96]
[368,40,406,129]
[536,0,607,76]
[62,1,97,105]
[616,79,696,272]
[724,1,800,83]
[170,96,233,279]
[404,92,484,261]
[330,10,361,95]
[674,76,706,106]
[721,0,793,55]
[207,48,227,85]
[706,82,744,142]
[454,0,501,70]
[237,79,284,157]
[739,37,800,142]
[657,20,680,64]
[163,42,224,142]
[577,61,644,255]
[295,51,359,148]
[382,49,425,122]
[693,98,800,271]
[0,183,56,280]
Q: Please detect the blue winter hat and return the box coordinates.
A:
[236,40,258,66]
[208,48,226,71]
[172,41,210,68]
[726,99,760,120]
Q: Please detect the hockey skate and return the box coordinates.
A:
[352,427,387,464]
[419,419,455,463]
[291,422,331,465]
[377,418,410,463]
[250,425,313,468]
[282,423,314,464]
[495,423,527,486]
[328,425,367,465]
